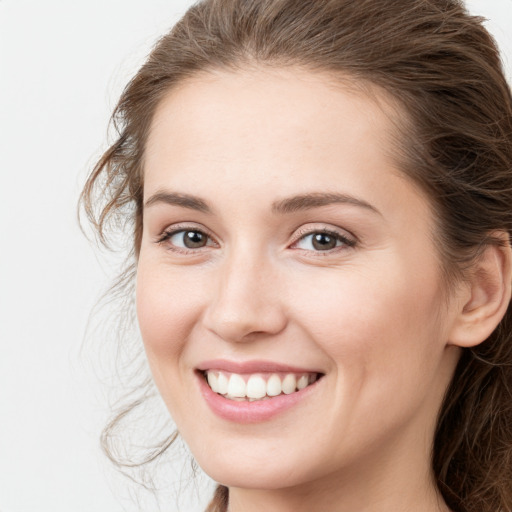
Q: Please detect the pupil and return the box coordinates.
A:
[184,231,206,248]
[312,233,336,250]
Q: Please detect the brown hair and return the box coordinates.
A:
[80,1,512,511]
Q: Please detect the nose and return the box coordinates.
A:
[202,251,288,343]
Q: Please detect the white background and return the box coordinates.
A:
[0,1,511,511]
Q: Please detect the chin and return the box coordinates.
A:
[200,458,308,491]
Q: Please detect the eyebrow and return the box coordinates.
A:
[271,192,381,215]
[144,191,211,213]
[144,190,380,216]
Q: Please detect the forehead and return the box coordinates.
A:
[145,67,396,169]
[143,67,426,219]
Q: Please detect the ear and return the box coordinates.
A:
[448,234,512,348]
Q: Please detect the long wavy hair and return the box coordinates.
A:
[80,1,512,510]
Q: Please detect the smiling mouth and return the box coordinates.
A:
[202,370,322,402]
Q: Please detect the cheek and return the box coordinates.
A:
[290,266,449,458]
[136,259,203,366]
[291,260,446,387]
[135,260,209,425]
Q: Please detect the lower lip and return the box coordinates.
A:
[196,372,321,424]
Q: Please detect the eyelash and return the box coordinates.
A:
[290,227,356,254]
[156,224,217,254]
[155,225,357,255]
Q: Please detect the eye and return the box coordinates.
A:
[157,227,215,251]
[172,230,208,249]
[293,230,355,252]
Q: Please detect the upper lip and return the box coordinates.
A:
[196,359,323,374]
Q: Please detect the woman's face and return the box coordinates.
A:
[137,68,462,493]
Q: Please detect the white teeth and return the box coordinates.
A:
[205,370,319,400]
[282,374,297,394]
[227,373,246,397]
[207,372,219,393]
[246,375,267,399]
[266,374,282,396]
[297,375,309,390]
[217,372,229,394]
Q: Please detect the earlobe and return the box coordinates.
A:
[448,235,512,348]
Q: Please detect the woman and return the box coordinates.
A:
[81,0,512,511]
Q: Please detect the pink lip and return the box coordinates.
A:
[195,363,323,424]
[196,358,322,375]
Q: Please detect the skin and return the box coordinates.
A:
[136,68,465,512]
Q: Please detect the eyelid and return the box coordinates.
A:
[153,222,356,254]
[155,223,218,250]
[290,224,357,251]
